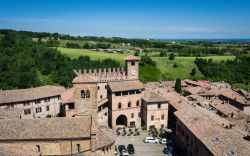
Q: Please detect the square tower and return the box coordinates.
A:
[124,56,140,80]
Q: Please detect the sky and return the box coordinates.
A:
[0,0,250,39]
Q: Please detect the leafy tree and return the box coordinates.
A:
[190,67,196,76]
[83,43,90,49]
[159,51,167,57]
[140,55,156,67]
[134,51,139,56]
[175,78,182,93]
[173,63,178,68]
[169,53,175,60]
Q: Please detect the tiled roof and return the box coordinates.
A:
[220,90,250,105]
[108,80,144,92]
[184,86,205,95]
[0,117,91,140]
[143,91,168,103]
[123,56,140,61]
[0,145,40,156]
[174,107,250,156]
[0,108,22,120]
[96,127,116,149]
[61,88,77,104]
[209,99,246,119]
[184,79,210,88]
[0,85,65,104]
[0,117,116,150]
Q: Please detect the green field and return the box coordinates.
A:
[58,47,236,81]
[151,56,235,80]
[58,47,131,64]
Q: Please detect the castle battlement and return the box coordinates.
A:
[73,56,140,83]
[73,67,127,83]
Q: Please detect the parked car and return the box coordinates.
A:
[144,137,159,143]
[160,138,167,144]
[127,144,135,154]
[163,146,174,155]
[118,145,129,156]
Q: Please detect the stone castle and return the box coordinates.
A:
[0,55,250,155]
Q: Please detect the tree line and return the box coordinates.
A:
[194,56,250,84]
[0,30,120,89]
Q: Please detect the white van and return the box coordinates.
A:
[144,137,159,144]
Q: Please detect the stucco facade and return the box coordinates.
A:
[108,89,144,128]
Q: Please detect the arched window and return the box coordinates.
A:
[128,102,131,107]
[86,90,90,98]
[131,61,135,66]
[81,90,85,98]
[37,145,40,152]
[118,103,121,109]
[136,100,140,106]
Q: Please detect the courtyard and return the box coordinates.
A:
[115,130,168,156]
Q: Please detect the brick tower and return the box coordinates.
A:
[124,56,140,80]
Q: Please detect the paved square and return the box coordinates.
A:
[115,131,167,156]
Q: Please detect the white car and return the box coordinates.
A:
[160,138,167,144]
[144,137,159,144]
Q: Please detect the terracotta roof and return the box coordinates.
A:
[0,117,92,140]
[108,80,144,92]
[184,79,210,88]
[209,99,245,119]
[0,85,65,104]
[174,107,250,156]
[0,108,22,120]
[96,127,116,149]
[123,56,140,61]
[0,117,116,150]
[235,89,250,99]
[184,86,205,95]
[61,88,77,104]
[143,91,168,103]
[220,90,250,105]
[72,75,98,83]
[0,145,40,156]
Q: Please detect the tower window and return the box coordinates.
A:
[158,103,161,109]
[77,144,80,152]
[37,145,40,152]
[81,90,85,98]
[86,90,90,98]
[100,95,103,99]
[131,61,135,66]
[136,100,140,106]
[118,103,121,109]
[128,102,131,107]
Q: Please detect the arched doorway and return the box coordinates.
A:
[116,115,128,127]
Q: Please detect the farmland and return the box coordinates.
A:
[58,47,235,80]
